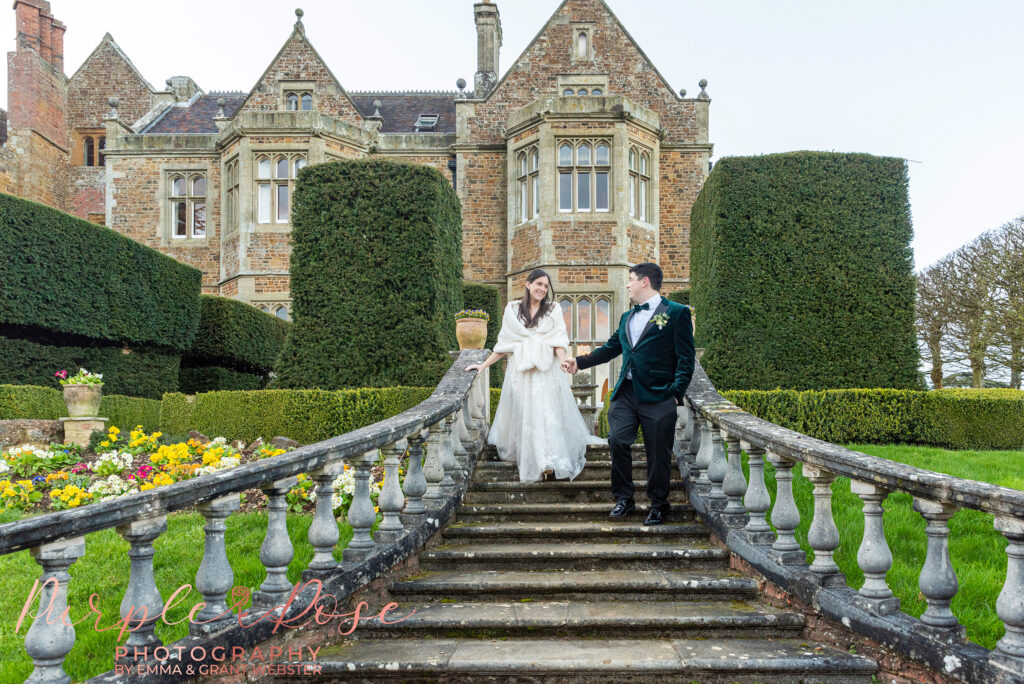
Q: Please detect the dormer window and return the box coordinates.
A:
[414,114,439,132]
[284,91,313,111]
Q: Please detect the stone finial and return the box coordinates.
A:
[294,8,304,33]
[370,99,382,119]
[106,97,119,120]
[457,78,467,99]
[216,97,226,118]
[679,88,687,98]
[698,79,709,100]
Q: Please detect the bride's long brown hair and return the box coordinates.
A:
[517,269,555,329]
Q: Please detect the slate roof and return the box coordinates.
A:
[143,94,245,134]
[349,93,457,133]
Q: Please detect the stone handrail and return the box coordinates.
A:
[1,349,491,684]
[679,361,1024,684]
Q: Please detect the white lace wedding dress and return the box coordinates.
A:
[488,300,606,483]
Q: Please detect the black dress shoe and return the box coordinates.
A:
[609,499,635,518]
[643,508,668,526]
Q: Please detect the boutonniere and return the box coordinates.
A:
[652,313,669,329]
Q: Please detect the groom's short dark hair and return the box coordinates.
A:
[630,263,663,290]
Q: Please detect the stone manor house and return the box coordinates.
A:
[1,0,711,395]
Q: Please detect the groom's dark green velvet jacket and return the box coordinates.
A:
[577,297,695,404]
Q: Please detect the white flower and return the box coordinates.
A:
[87,475,137,500]
[195,455,241,476]
[212,436,229,446]
[89,451,132,475]
[0,461,9,474]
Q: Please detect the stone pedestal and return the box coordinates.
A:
[59,417,107,447]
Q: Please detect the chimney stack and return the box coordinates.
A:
[14,0,65,71]
[473,1,502,98]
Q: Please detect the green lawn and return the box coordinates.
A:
[760,443,1017,650]
[0,510,364,682]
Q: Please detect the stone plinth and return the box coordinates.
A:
[60,417,107,447]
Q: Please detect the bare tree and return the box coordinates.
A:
[916,258,957,388]
[990,216,1024,389]
[945,232,1001,388]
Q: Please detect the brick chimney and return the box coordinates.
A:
[14,0,65,71]
[473,1,502,98]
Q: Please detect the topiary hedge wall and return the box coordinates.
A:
[275,159,463,389]
[690,152,919,391]
[463,282,503,388]
[180,295,289,392]
[0,193,202,397]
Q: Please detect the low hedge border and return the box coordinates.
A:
[0,385,161,433]
[724,388,1024,450]
[160,387,434,443]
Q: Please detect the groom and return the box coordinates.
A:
[563,263,695,525]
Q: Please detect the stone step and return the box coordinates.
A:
[294,637,877,683]
[456,502,697,523]
[480,443,646,461]
[474,460,650,482]
[391,568,757,602]
[353,599,805,639]
[442,520,708,545]
[419,541,728,571]
[464,479,688,504]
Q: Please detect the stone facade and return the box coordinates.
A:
[3,0,711,383]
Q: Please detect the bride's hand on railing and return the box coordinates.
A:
[466,364,482,372]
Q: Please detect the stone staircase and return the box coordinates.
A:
[286,445,877,682]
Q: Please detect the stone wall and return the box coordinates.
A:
[459,150,507,285]
[68,166,104,219]
[658,149,705,285]
[67,38,155,130]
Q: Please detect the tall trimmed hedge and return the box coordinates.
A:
[463,282,503,388]
[276,159,463,389]
[0,193,201,397]
[180,296,289,392]
[724,388,1024,450]
[690,152,918,391]
[160,387,432,443]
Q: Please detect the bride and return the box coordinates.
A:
[466,269,606,482]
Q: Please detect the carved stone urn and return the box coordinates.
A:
[456,318,488,350]
[63,384,102,417]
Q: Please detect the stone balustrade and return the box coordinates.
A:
[678,362,1024,684]
[0,350,490,684]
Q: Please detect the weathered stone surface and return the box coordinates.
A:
[187,430,210,444]
[0,419,62,448]
[270,435,300,449]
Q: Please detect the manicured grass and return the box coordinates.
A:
[0,509,369,682]
[754,443,1017,650]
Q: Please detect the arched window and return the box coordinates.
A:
[98,137,106,167]
[225,159,239,234]
[256,154,306,224]
[561,294,613,402]
[629,148,651,221]
[578,32,589,58]
[577,88,589,96]
[558,138,611,213]
[300,93,312,111]
[275,307,290,321]
[563,88,575,96]
[84,137,95,167]
[286,93,299,111]
[516,145,540,224]
[591,88,603,96]
[169,173,206,239]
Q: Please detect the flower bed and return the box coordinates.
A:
[1,424,401,518]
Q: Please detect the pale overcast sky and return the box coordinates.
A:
[2,0,1022,270]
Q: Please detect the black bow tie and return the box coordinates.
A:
[632,303,650,313]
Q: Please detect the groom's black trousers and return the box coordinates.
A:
[606,380,677,512]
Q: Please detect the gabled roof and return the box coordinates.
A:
[69,33,157,94]
[142,94,245,134]
[482,0,682,103]
[349,93,457,133]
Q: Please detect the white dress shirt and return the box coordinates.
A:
[626,292,663,378]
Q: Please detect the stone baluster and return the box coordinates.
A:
[440,414,460,494]
[766,451,804,565]
[706,423,728,510]
[375,438,408,543]
[458,397,478,446]
[449,411,470,479]
[304,464,344,577]
[850,481,899,615]
[992,515,1024,670]
[115,516,167,659]
[720,428,748,528]
[803,465,844,586]
[470,375,485,426]
[253,476,298,610]
[25,536,85,684]
[913,498,966,640]
[693,418,713,494]
[741,444,772,544]
[422,423,446,504]
[674,404,690,461]
[343,451,378,562]
[402,429,429,526]
[192,494,241,635]
[685,405,701,465]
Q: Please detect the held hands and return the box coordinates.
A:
[561,358,579,374]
